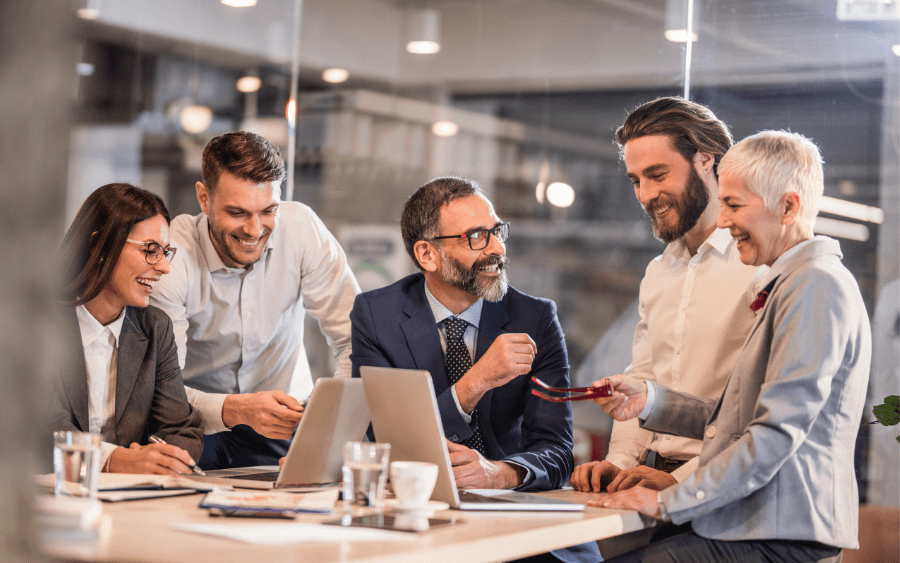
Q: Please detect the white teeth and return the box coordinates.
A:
[136,278,155,290]
[734,233,749,243]
[238,239,259,247]
[655,205,671,216]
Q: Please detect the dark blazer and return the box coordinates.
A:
[350,273,574,491]
[46,305,204,464]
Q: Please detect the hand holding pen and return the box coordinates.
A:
[148,435,206,476]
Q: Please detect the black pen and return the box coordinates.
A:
[148,435,207,476]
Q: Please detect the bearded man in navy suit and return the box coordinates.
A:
[351,176,598,562]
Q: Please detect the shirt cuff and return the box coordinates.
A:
[451,384,473,424]
[656,490,671,521]
[505,460,534,490]
[638,381,656,421]
[100,441,118,471]
[186,388,231,434]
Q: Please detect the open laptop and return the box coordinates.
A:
[188,377,370,490]
[360,366,584,511]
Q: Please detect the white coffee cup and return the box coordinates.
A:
[389,461,439,509]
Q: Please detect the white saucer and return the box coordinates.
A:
[383,499,450,513]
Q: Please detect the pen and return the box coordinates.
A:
[148,435,207,476]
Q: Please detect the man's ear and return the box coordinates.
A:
[196,181,211,215]
[414,240,440,273]
[781,192,801,225]
[693,151,715,174]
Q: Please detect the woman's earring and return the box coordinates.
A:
[99,257,104,263]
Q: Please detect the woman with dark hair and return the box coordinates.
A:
[48,183,203,475]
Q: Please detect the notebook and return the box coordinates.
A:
[360,366,584,511]
[189,377,370,490]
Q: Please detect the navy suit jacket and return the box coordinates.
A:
[44,305,204,467]
[350,273,574,491]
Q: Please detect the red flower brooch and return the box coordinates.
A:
[751,277,779,312]
[750,291,769,312]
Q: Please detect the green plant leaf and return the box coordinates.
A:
[873,397,900,426]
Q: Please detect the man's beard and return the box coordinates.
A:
[439,249,509,302]
[208,220,269,268]
[643,166,710,244]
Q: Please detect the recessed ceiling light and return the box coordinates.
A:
[406,41,441,54]
[236,76,261,93]
[892,44,900,57]
[664,29,698,43]
[221,0,257,7]
[322,68,349,84]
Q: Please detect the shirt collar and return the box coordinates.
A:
[663,227,732,261]
[757,236,819,289]
[76,305,125,348]
[423,280,483,329]
[197,213,274,274]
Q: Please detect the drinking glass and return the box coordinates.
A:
[53,431,101,499]
[342,442,390,514]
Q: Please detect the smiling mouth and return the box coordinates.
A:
[654,204,672,216]
[233,235,267,249]
[136,277,156,292]
[733,232,750,244]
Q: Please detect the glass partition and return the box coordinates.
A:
[64,0,898,513]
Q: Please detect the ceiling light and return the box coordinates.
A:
[664,29,699,43]
[76,8,99,19]
[322,68,350,84]
[546,182,575,208]
[180,105,213,134]
[406,9,441,54]
[664,0,699,43]
[892,44,900,56]
[407,41,441,54]
[813,217,869,242]
[221,0,257,6]
[432,121,458,137]
[818,195,884,224]
[236,76,261,93]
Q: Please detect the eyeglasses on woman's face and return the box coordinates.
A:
[125,239,176,265]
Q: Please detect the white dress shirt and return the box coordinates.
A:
[606,228,763,482]
[76,305,125,468]
[423,281,483,422]
[150,202,360,433]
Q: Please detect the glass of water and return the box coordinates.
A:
[53,431,102,499]
[342,442,390,514]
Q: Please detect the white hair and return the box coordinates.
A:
[719,130,824,230]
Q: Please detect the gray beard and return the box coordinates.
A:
[439,250,509,302]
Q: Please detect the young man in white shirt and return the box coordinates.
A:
[571,98,761,494]
[151,131,360,469]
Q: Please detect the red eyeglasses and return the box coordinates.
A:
[530,376,612,403]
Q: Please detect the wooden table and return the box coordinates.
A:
[41,489,655,563]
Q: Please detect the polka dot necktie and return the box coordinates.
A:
[444,317,487,456]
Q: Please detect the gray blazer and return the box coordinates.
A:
[45,305,204,464]
[643,237,870,549]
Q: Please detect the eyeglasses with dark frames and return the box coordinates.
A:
[432,222,510,251]
[126,239,177,265]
